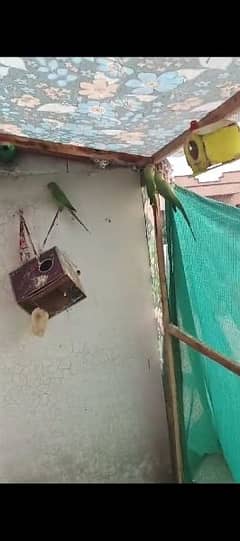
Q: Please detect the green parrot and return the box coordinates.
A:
[154,170,196,240]
[47,182,90,233]
[0,143,17,163]
[143,165,157,208]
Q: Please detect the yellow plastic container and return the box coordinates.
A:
[184,122,240,176]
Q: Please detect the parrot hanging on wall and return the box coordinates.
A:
[143,165,196,240]
[47,182,90,233]
[143,164,157,209]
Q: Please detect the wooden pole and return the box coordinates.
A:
[153,200,184,483]
[167,323,240,377]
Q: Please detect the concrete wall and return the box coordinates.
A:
[0,153,171,483]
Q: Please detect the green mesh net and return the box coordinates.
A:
[165,185,239,483]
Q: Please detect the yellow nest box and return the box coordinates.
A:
[184,119,240,176]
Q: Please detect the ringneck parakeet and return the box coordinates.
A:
[154,170,196,240]
[47,182,90,233]
[143,165,157,208]
[0,143,17,163]
[143,165,195,240]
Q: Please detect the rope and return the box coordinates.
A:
[19,209,38,260]
[19,209,31,263]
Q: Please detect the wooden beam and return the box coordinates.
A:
[0,133,149,168]
[167,323,240,376]
[153,200,184,483]
[152,91,240,164]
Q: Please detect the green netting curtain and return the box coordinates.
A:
[166,185,240,483]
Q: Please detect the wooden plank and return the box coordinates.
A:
[152,200,184,483]
[0,133,149,168]
[167,323,240,376]
[152,91,240,164]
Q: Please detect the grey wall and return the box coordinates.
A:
[0,153,172,483]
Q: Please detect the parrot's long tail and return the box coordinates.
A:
[70,210,90,233]
[177,202,196,241]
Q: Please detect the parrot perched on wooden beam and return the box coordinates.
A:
[154,170,196,239]
[143,165,157,208]
[47,182,90,233]
[143,165,196,240]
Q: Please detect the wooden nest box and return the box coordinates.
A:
[9,246,86,318]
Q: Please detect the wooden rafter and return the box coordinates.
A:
[151,90,240,164]
[0,133,149,168]
[168,324,240,377]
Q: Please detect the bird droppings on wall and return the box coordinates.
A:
[34,275,48,289]
[94,159,111,169]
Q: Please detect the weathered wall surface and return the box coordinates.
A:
[0,153,171,483]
